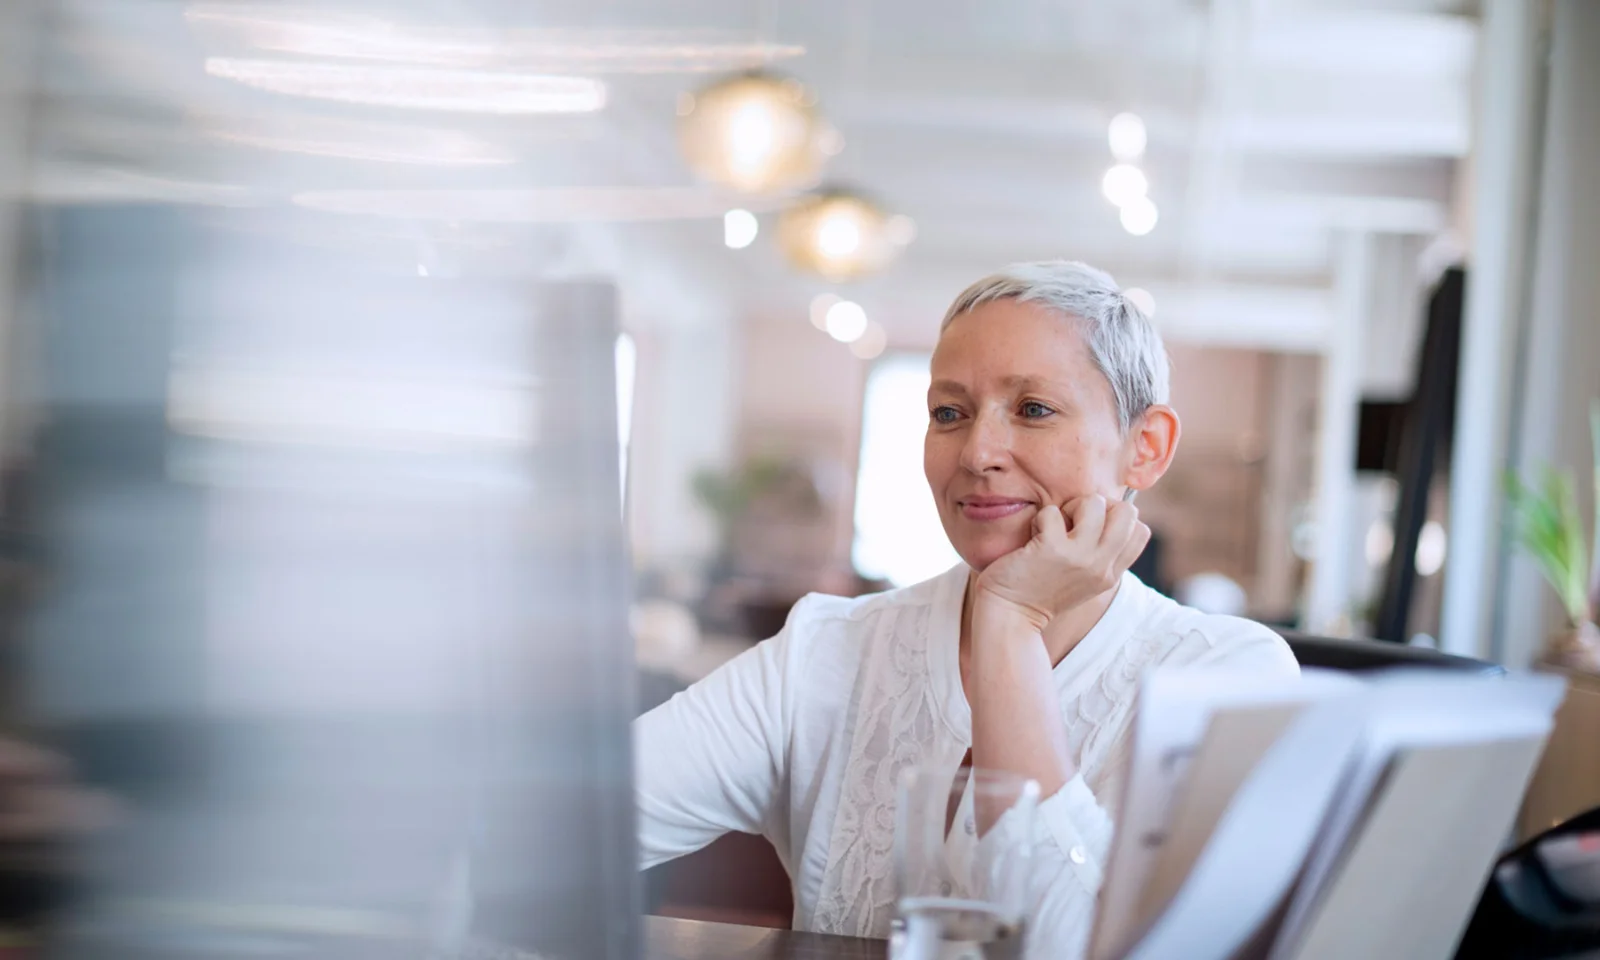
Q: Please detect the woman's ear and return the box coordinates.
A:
[1124,405,1180,494]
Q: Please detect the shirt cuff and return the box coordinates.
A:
[1037,773,1113,892]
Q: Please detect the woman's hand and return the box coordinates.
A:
[972,494,1150,633]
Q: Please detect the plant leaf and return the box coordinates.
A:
[1507,465,1592,624]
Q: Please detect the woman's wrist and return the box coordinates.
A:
[969,595,1052,666]
[971,589,1051,637]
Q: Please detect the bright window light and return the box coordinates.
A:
[852,354,960,586]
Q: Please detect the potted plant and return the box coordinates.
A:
[1506,401,1600,671]
[691,455,828,579]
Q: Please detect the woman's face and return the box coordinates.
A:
[924,298,1136,572]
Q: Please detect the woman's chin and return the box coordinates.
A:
[952,534,1031,573]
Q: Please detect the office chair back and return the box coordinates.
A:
[1279,632,1505,677]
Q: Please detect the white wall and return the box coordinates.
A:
[733,314,869,577]
[625,320,737,573]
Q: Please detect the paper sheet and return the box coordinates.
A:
[1099,670,1566,960]
[1117,696,1370,960]
[1266,671,1566,959]
[1089,668,1362,960]
[1280,736,1547,960]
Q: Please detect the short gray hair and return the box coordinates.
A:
[940,260,1171,432]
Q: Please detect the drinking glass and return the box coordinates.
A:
[891,764,1040,960]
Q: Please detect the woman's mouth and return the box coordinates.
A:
[958,497,1033,522]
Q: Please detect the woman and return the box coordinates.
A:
[635,260,1298,956]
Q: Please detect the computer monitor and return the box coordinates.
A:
[24,206,639,959]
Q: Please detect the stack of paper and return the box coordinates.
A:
[1088,668,1566,960]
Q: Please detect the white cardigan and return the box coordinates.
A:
[635,565,1298,957]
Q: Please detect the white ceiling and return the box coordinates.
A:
[24,0,1479,352]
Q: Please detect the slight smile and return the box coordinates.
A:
[958,497,1034,522]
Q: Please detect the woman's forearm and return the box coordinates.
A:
[967,600,1075,830]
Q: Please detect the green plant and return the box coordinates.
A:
[1505,399,1600,627]
[690,456,823,558]
[690,458,793,527]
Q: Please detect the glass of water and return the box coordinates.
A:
[891,764,1041,960]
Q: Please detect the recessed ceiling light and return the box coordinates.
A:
[825,300,868,343]
[205,58,607,114]
[1102,164,1148,208]
[1123,287,1156,317]
[809,293,840,330]
[186,7,804,73]
[291,186,784,222]
[850,321,887,360]
[209,116,514,166]
[723,208,758,249]
[1108,112,1147,161]
[1120,196,1159,236]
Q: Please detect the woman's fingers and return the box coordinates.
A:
[1112,520,1152,578]
[1034,504,1069,548]
[1100,502,1139,551]
[1066,495,1108,545]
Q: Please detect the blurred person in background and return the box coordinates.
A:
[635,260,1299,957]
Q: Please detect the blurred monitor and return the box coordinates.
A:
[23,206,638,960]
[1356,400,1407,475]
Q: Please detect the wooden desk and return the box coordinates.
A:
[1521,662,1600,839]
[645,916,881,960]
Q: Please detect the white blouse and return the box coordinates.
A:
[635,564,1299,957]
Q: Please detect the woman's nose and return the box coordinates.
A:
[958,414,1011,473]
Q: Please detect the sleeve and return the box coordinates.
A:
[981,772,1115,960]
[632,598,806,870]
[1190,621,1303,676]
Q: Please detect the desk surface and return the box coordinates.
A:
[645,916,880,960]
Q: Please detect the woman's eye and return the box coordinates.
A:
[1020,401,1055,419]
[930,406,961,424]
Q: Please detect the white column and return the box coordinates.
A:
[1495,0,1600,668]
[1440,0,1548,659]
[1254,352,1320,618]
[1304,232,1371,634]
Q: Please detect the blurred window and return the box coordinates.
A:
[852,353,960,587]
